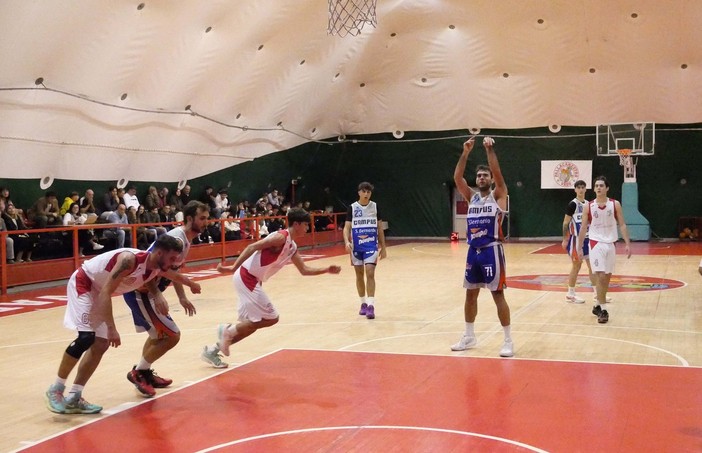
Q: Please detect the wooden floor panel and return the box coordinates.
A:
[1,241,700,452]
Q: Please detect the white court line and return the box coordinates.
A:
[195,425,549,453]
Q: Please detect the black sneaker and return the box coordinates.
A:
[597,309,609,324]
[592,305,602,317]
[141,369,172,388]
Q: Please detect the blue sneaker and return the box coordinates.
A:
[45,384,65,414]
[359,303,368,316]
[365,305,375,319]
[64,394,102,414]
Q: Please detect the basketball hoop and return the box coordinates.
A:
[617,148,637,182]
[328,0,377,37]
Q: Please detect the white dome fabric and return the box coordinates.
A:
[1,0,700,182]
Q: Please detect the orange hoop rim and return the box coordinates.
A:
[617,148,632,156]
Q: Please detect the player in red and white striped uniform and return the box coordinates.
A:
[201,208,341,366]
[45,235,196,415]
[577,175,631,324]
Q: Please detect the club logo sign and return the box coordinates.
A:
[506,274,685,292]
[553,161,580,188]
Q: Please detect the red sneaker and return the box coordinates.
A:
[127,367,156,397]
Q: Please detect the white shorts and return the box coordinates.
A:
[589,240,616,274]
[64,271,109,339]
[234,270,279,323]
[351,250,379,266]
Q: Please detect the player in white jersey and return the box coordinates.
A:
[45,235,196,414]
[576,175,631,324]
[451,136,514,357]
[343,181,386,319]
[561,180,597,303]
[201,208,341,366]
[123,201,208,397]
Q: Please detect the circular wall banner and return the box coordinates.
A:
[506,274,685,292]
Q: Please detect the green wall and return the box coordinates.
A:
[3,125,700,238]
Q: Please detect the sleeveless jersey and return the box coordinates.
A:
[567,198,587,238]
[78,248,159,295]
[147,226,190,270]
[466,190,504,248]
[587,198,619,243]
[241,229,297,284]
[348,201,380,253]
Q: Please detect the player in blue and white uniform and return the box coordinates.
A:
[561,180,597,303]
[451,136,514,357]
[343,182,386,319]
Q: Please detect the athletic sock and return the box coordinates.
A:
[567,286,576,295]
[367,296,375,306]
[464,322,475,337]
[54,377,67,388]
[136,357,152,371]
[503,325,512,342]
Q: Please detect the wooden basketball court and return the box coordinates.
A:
[1,240,701,452]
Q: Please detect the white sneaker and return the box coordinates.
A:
[451,335,477,351]
[200,346,228,369]
[92,242,105,250]
[499,340,514,357]
[565,294,585,304]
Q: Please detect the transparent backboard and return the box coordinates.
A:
[596,123,655,157]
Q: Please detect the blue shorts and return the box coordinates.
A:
[464,243,506,292]
[566,235,589,260]
[124,290,179,339]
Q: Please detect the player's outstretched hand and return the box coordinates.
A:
[328,265,342,274]
[483,136,495,148]
[463,137,475,153]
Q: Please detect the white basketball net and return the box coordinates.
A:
[617,149,637,182]
[328,0,377,37]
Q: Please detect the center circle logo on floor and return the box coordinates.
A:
[506,274,685,292]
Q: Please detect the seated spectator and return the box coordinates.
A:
[103,204,131,248]
[180,184,192,205]
[0,187,23,218]
[144,186,160,211]
[267,189,281,208]
[158,187,169,209]
[199,186,217,215]
[79,189,98,222]
[145,206,168,237]
[267,207,285,233]
[169,188,184,215]
[159,205,176,228]
[0,199,16,264]
[59,191,80,216]
[135,205,157,246]
[223,212,242,241]
[126,206,151,249]
[27,191,61,229]
[99,186,120,220]
[214,188,229,219]
[2,201,37,262]
[123,185,140,211]
[62,202,104,256]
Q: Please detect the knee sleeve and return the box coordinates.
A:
[65,331,96,359]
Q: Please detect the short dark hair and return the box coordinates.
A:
[358,181,374,191]
[287,207,310,224]
[594,175,609,188]
[152,234,183,253]
[475,165,492,177]
[182,200,209,223]
[574,180,586,188]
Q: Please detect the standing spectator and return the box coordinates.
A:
[2,201,36,262]
[123,186,140,211]
[343,182,386,320]
[28,191,61,229]
[451,136,514,357]
[104,204,131,248]
[576,175,632,324]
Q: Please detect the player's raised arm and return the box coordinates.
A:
[454,137,476,199]
[484,137,508,207]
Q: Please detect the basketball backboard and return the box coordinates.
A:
[596,123,655,157]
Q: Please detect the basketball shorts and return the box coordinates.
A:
[588,240,616,273]
[124,290,180,339]
[463,243,507,292]
[566,235,589,261]
[234,270,279,323]
[64,270,108,339]
[351,250,379,266]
